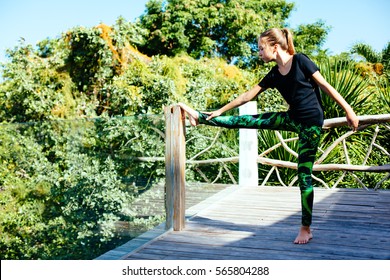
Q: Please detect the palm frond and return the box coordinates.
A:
[381,42,390,72]
[319,59,371,119]
[377,78,390,111]
[351,43,381,63]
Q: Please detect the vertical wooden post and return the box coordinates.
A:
[164,105,186,231]
[239,101,258,186]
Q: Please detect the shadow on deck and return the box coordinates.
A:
[97,185,390,260]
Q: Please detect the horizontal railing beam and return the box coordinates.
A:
[257,157,390,173]
[323,114,390,129]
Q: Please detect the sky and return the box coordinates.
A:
[0,0,389,64]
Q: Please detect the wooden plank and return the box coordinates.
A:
[128,232,389,260]
[112,186,390,260]
[141,224,390,259]
[133,243,358,260]
[95,223,169,260]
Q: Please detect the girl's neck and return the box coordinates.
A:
[277,51,293,66]
[276,51,294,75]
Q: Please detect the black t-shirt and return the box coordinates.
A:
[258,53,324,126]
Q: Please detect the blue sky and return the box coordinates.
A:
[0,0,389,64]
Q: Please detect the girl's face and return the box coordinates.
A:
[258,37,275,63]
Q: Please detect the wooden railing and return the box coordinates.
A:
[164,104,390,230]
[164,105,186,231]
[259,114,390,190]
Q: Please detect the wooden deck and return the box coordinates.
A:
[97,185,390,260]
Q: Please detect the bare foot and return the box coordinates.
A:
[177,102,199,126]
[294,226,313,244]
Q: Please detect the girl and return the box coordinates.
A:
[178,28,359,244]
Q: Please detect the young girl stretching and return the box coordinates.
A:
[178,28,359,244]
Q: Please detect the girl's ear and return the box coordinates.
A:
[273,44,279,53]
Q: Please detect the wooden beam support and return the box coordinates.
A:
[164,105,186,231]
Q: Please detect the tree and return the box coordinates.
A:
[0,39,80,122]
[136,0,292,65]
[135,0,329,68]
[293,21,330,55]
[351,42,390,78]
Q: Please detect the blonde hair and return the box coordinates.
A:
[260,28,295,55]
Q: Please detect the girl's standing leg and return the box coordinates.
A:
[294,125,322,244]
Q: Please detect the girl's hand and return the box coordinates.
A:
[346,111,359,131]
[205,110,222,121]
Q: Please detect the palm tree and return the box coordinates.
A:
[351,42,390,76]
[351,42,390,114]
[319,59,371,119]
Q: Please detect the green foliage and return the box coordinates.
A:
[318,59,372,119]
[137,0,328,67]
[314,59,388,189]
[0,2,388,260]
[257,130,298,184]
[65,27,115,94]
[293,21,330,55]
[0,124,57,259]
[352,43,382,64]
[351,41,390,80]
[0,23,258,259]
[0,42,71,122]
[93,115,166,185]
[377,78,390,113]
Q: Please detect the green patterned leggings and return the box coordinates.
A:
[198,111,322,226]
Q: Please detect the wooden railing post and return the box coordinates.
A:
[239,101,259,186]
[164,105,186,231]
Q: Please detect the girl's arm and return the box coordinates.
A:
[206,84,263,120]
[312,71,359,131]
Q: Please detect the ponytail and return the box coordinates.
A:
[260,28,295,55]
[282,28,295,55]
